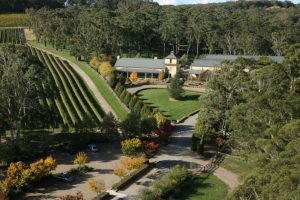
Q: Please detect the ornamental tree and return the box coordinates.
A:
[168,73,184,99]
[129,72,138,83]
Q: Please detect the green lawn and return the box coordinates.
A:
[176,173,228,200]
[28,40,128,120]
[220,156,255,176]
[137,88,201,121]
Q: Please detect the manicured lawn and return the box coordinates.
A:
[176,173,228,200]
[137,88,201,121]
[220,156,255,176]
[28,40,128,120]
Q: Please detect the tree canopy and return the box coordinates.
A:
[28,1,300,59]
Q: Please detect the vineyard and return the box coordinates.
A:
[29,47,105,128]
[0,13,29,27]
[0,28,26,44]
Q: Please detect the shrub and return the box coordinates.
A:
[59,192,84,200]
[98,62,115,79]
[74,152,87,166]
[129,72,138,83]
[159,70,165,81]
[138,166,191,199]
[120,90,127,102]
[89,56,101,69]
[116,85,125,97]
[113,166,127,177]
[129,96,138,110]
[133,100,143,114]
[0,156,57,195]
[168,73,184,100]
[88,179,105,194]
[121,138,142,156]
[143,141,159,154]
[140,117,157,136]
[154,111,167,129]
[124,92,132,106]
[120,156,146,171]
[121,112,141,138]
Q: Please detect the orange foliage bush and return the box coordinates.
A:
[120,156,146,171]
[74,152,87,166]
[129,72,138,83]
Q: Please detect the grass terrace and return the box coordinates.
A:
[220,156,255,176]
[28,40,128,120]
[137,88,201,121]
[176,173,228,200]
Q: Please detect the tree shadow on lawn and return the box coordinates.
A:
[179,94,200,101]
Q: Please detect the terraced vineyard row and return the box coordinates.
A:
[30,46,104,128]
[0,27,26,44]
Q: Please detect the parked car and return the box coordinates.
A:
[88,144,99,152]
[54,173,73,182]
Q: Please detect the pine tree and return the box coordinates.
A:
[124,92,132,106]
[129,96,138,110]
[168,73,184,99]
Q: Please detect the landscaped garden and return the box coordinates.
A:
[137,88,201,121]
[176,173,228,200]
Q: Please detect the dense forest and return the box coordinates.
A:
[193,43,300,199]
[28,0,300,59]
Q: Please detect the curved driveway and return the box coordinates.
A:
[120,114,240,198]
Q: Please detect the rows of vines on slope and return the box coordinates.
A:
[31,47,105,129]
[0,28,26,44]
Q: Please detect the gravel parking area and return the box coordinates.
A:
[21,143,122,200]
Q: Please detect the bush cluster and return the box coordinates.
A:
[0,156,56,196]
[121,138,142,156]
[138,165,192,200]
[114,82,152,118]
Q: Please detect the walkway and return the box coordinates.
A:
[35,47,118,118]
[127,84,206,94]
[120,114,240,198]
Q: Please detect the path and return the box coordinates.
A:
[127,84,206,94]
[120,114,240,198]
[33,47,118,118]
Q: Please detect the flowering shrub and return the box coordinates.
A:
[74,152,87,166]
[0,156,57,195]
[120,156,146,171]
[88,179,105,194]
[121,138,142,156]
[113,166,127,177]
[143,141,159,153]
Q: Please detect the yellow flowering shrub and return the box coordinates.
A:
[0,156,57,195]
[88,179,105,194]
[121,138,142,156]
[120,156,146,171]
[74,152,87,166]
[113,166,127,177]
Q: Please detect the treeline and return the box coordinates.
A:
[192,43,300,199]
[0,0,65,13]
[28,1,300,59]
